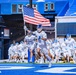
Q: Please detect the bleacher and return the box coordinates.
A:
[65,0,76,16]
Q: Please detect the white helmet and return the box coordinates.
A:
[37,24,42,32]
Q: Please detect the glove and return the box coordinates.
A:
[24,25,28,31]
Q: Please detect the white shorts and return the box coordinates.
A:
[37,42,47,49]
[21,51,27,57]
[47,45,50,50]
[28,44,35,50]
[41,47,48,55]
[54,49,60,56]
[64,50,71,57]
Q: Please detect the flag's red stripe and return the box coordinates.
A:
[24,18,50,26]
[24,15,50,23]
[24,16,50,26]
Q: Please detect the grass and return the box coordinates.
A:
[0,62,75,64]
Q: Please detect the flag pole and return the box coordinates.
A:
[22,0,33,35]
[29,0,33,31]
[29,0,32,8]
[22,5,27,36]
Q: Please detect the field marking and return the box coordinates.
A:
[0,66,34,70]
[35,67,76,74]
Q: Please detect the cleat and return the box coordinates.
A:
[48,61,52,67]
[30,58,32,63]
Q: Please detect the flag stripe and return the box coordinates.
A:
[24,16,50,23]
[24,16,50,26]
[23,6,51,26]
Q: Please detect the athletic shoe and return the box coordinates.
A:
[30,58,32,62]
[40,57,44,64]
[48,61,51,67]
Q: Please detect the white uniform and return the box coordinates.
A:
[46,40,54,57]
[60,42,70,57]
[33,31,47,50]
[74,42,76,53]
[8,45,14,59]
[25,25,51,66]
[18,43,24,56]
[73,42,76,62]
[13,44,19,56]
[46,39,51,49]
[50,47,55,58]
[17,42,28,61]
[58,38,65,44]
[65,38,75,49]
[22,42,28,57]
[24,35,35,50]
[65,38,75,56]
[33,30,51,61]
[52,42,60,56]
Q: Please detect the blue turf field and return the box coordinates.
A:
[0,63,76,75]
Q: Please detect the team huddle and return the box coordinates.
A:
[8,24,76,67]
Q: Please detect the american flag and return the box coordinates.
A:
[23,6,51,26]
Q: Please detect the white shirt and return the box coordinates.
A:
[33,30,47,45]
[52,42,60,50]
[65,38,75,48]
[24,35,35,45]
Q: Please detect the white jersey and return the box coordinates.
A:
[18,42,28,57]
[58,38,65,44]
[13,45,18,54]
[8,46,14,56]
[46,39,52,49]
[61,42,66,48]
[52,42,60,55]
[52,42,60,50]
[33,31,47,45]
[74,42,76,48]
[46,39,51,45]
[24,35,35,45]
[60,42,67,52]
[65,38,75,49]
[24,35,36,50]
[18,43,24,55]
